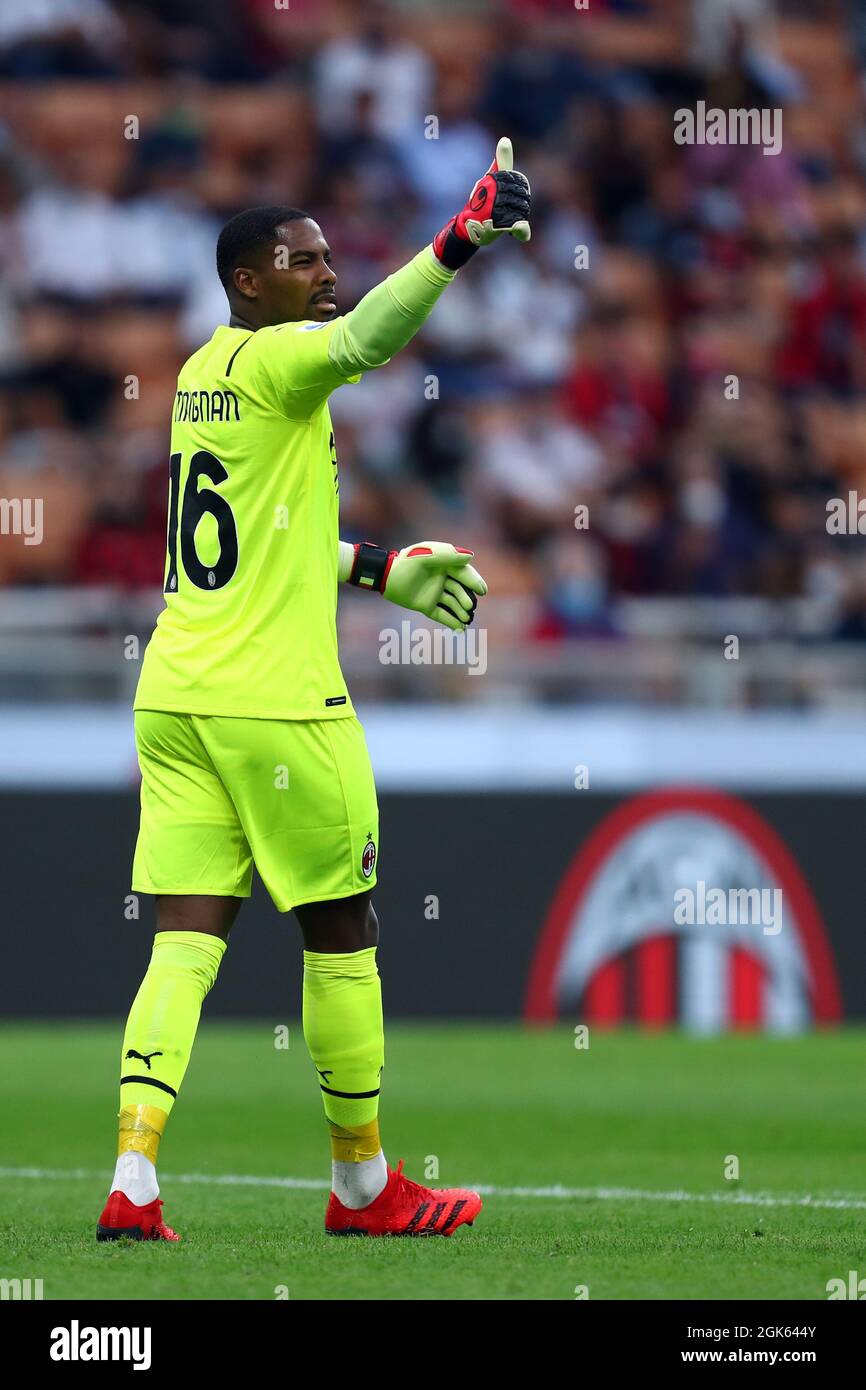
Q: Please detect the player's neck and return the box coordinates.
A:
[229,311,258,331]
[229,308,305,331]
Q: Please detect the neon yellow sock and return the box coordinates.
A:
[118,931,226,1161]
[302,947,384,1159]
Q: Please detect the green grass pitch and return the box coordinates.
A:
[1,1022,864,1300]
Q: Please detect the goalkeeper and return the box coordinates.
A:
[97,139,531,1243]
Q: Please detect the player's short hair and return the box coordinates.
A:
[216,206,312,291]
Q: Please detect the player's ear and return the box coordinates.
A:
[233,266,258,301]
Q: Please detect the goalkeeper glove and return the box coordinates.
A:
[432,136,531,271]
[345,540,487,632]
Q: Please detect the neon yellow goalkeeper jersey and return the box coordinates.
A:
[134,320,361,720]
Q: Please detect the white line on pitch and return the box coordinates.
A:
[1,1167,865,1211]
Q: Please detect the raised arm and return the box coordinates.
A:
[327,136,531,378]
[256,138,530,415]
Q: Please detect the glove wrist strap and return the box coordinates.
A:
[348,541,395,593]
[432,222,479,271]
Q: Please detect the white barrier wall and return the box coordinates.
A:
[2,704,866,789]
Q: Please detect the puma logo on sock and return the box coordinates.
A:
[125,1049,163,1071]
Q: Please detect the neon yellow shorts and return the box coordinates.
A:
[131,710,379,913]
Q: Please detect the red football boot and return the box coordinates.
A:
[325,1160,482,1237]
[96,1190,180,1242]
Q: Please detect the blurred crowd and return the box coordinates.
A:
[3,0,866,642]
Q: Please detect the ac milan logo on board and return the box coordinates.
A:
[361,836,376,879]
[525,789,841,1034]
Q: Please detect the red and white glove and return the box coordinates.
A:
[432,136,531,271]
[345,540,487,632]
